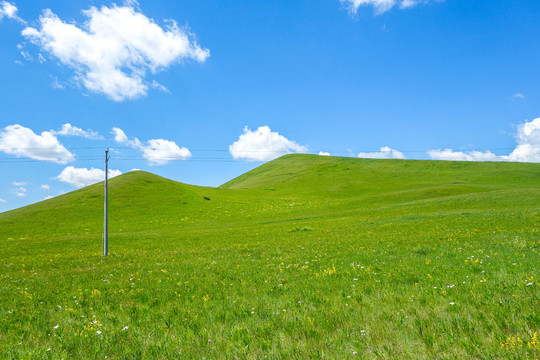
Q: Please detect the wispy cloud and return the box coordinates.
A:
[229,126,307,162]
[341,0,442,15]
[51,123,102,139]
[151,80,170,93]
[22,2,209,101]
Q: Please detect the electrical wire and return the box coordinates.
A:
[0,147,538,163]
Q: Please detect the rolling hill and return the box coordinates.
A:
[0,155,538,359]
[1,154,538,240]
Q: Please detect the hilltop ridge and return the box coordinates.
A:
[0,154,538,241]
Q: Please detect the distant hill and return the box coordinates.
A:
[222,154,539,192]
[0,154,538,241]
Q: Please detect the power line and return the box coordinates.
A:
[1,147,539,164]
[1,147,538,153]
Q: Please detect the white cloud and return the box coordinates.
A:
[11,181,26,186]
[112,127,141,147]
[44,195,54,200]
[0,124,75,163]
[12,186,26,197]
[513,93,525,99]
[427,118,540,163]
[123,0,140,10]
[112,127,129,143]
[507,118,540,162]
[56,166,122,188]
[0,198,6,203]
[151,80,170,93]
[142,139,191,165]
[342,0,395,14]
[41,184,50,190]
[427,149,499,162]
[319,151,331,156]
[358,146,405,159]
[19,49,32,61]
[400,0,419,8]
[51,76,65,89]
[341,0,440,14]
[0,1,24,23]
[22,3,209,101]
[51,123,102,139]
[229,126,307,162]
[112,127,190,165]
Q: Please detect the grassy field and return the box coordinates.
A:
[0,154,538,359]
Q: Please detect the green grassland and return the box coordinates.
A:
[0,154,538,359]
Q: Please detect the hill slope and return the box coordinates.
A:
[0,171,222,240]
[2,155,538,241]
[0,155,538,359]
[222,154,538,194]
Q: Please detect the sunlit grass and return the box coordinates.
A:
[0,155,538,359]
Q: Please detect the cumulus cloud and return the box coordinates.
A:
[56,166,122,188]
[319,151,331,156]
[427,118,540,163]
[142,139,191,165]
[22,3,209,101]
[341,0,441,14]
[358,146,405,159]
[507,118,540,162]
[0,1,24,23]
[112,127,141,147]
[229,126,307,162]
[51,123,102,139]
[0,124,75,163]
[40,184,50,190]
[112,127,190,165]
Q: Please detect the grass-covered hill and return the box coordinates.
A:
[0,155,538,359]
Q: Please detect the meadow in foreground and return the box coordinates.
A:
[0,155,538,359]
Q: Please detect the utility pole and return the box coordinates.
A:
[104,148,110,256]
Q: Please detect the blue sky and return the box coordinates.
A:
[1,0,539,211]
